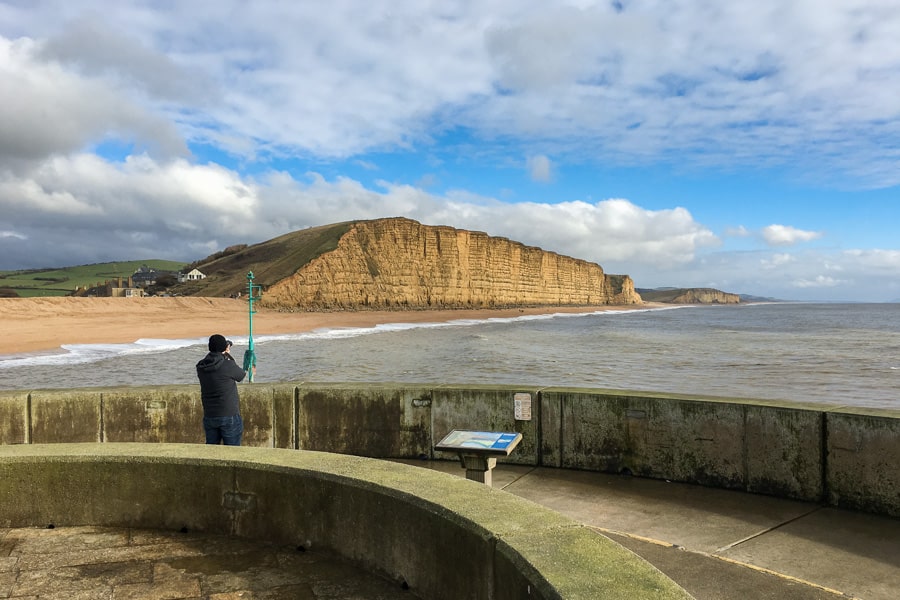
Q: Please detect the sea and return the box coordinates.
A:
[2,303,898,410]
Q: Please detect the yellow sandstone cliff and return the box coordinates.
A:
[259,218,641,310]
[668,288,740,304]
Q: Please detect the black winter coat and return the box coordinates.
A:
[196,352,247,417]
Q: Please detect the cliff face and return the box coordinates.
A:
[260,218,642,310]
[669,289,741,304]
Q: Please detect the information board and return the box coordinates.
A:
[435,430,523,456]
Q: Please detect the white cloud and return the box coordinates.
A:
[0,36,187,168]
[527,154,553,182]
[725,225,751,237]
[761,253,794,269]
[841,249,900,271]
[4,3,900,182]
[761,224,823,246]
[793,275,844,289]
[355,160,378,171]
[0,153,261,266]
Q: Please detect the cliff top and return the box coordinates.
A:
[174,220,356,297]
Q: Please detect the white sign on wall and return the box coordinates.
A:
[514,392,532,421]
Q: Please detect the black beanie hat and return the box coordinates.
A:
[208,334,229,352]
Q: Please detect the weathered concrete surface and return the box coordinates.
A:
[30,389,102,443]
[0,525,419,598]
[297,383,433,457]
[542,389,746,488]
[0,391,27,445]
[272,383,297,449]
[540,388,829,501]
[0,443,692,600]
[826,406,900,517]
[744,402,823,500]
[102,386,203,443]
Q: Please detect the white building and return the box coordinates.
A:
[178,268,206,283]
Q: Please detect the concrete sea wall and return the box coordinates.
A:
[1,383,898,517]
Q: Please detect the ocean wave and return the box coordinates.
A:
[0,306,676,369]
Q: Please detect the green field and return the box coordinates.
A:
[0,260,187,297]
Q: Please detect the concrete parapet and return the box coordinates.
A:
[540,388,746,486]
[2,384,899,516]
[102,385,203,443]
[539,388,825,501]
[296,382,433,456]
[30,389,102,443]
[744,401,823,500]
[826,407,900,518]
[271,383,297,448]
[0,390,28,444]
[0,444,692,600]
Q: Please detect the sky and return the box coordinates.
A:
[1,1,899,302]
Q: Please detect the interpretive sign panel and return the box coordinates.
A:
[435,430,522,456]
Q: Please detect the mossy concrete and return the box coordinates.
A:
[0,390,28,444]
[30,389,102,443]
[540,387,830,502]
[826,407,900,516]
[0,443,692,600]
[297,382,433,456]
[2,383,900,516]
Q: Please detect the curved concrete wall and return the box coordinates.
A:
[0,443,690,600]
[1,383,898,516]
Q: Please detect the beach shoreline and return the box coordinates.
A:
[2,297,666,355]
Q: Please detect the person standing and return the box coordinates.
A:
[196,334,252,445]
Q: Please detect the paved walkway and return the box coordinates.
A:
[400,459,900,600]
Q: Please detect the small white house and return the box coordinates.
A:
[178,268,206,283]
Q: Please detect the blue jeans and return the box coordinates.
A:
[203,414,243,446]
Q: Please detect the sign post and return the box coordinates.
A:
[242,271,261,382]
[435,430,523,487]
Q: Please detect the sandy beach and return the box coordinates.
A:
[2,297,661,355]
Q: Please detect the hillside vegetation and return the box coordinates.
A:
[0,260,186,298]
[172,221,354,298]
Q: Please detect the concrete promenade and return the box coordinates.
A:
[398,459,900,600]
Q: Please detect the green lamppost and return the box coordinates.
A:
[243,271,261,382]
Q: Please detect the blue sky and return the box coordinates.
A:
[1,1,899,302]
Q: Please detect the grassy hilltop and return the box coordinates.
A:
[0,260,186,298]
[172,221,354,298]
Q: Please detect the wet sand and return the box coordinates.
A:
[2,297,661,355]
